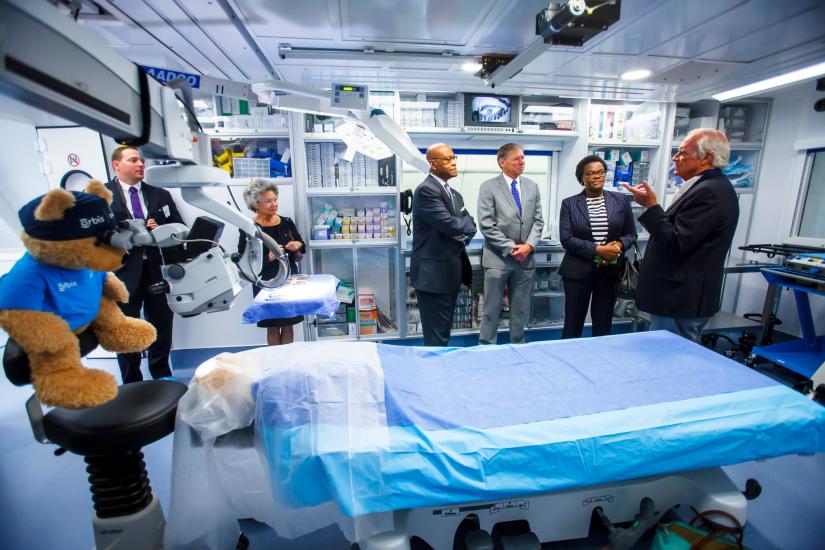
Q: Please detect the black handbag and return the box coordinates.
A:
[616,242,641,299]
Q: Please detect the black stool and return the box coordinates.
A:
[3,331,186,549]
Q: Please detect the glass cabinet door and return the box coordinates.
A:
[530,265,565,327]
[312,248,356,339]
[356,247,399,338]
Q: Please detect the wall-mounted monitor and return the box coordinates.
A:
[464,93,520,129]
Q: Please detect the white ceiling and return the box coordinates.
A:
[79,0,825,102]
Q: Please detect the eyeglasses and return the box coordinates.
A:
[584,170,606,178]
[258,198,278,205]
[673,150,695,159]
[431,155,458,163]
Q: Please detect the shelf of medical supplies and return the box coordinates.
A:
[520,129,579,139]
[405,127,462,133]
[405,129,577,144]
[306,187,397,196]
[310,238,398,248]
[207,129,290,138]
[304,132,347,141]
[588,139,660,148]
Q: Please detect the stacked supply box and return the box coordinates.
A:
[353,153,367,186]
[447,100,462,128]
[337,158,353,188]
[320,143,336,187]
[306,143,322,188]
[365,157,379,187]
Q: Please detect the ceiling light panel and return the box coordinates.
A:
[341,0,497,45]
[236,0,338,40]
[699,6,825,63]
[591,0,743,56]
[644,0,822,59]
[712,61,825,101]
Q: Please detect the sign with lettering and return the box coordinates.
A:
[141,65,201,89]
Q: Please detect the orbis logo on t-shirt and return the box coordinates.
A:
[79,215,107,229]
[57,280,78,292]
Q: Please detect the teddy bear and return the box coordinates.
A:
[0,180,157,409]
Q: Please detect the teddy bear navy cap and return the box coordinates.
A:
[19,191,117,241]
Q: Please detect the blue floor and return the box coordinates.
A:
[1,333,824,549]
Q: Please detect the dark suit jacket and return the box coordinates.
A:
[559,190,637,279]
[106,178,183,293]
[410,175,476,294]
[636,168,739,318]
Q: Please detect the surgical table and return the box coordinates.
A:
[165,331,825,549]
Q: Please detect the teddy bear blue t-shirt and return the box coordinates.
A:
[0,253,107,330]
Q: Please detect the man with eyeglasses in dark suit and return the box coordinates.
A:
[410,143,476,346]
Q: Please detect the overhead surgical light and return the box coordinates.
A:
[621,69,651,81]
[336,121,393,161]
[251,81,431,174]
[712,61,825,101]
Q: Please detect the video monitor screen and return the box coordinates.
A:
[470,95,512,123]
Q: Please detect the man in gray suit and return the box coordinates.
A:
[478,143,544,345]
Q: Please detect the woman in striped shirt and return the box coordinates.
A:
[558,155,637,339]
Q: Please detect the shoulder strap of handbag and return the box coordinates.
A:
[690,509,744,549]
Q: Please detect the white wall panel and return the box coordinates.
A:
[734,83,825,336]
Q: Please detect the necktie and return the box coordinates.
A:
[511,179,522,215]
[444,182,456,210]
[129,186,145,220]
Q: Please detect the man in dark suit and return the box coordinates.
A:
[106,146,183,382]
[411,143,477,346]
[623,128,739,342]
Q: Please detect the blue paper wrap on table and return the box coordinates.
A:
[251,331,825,517]
[242,274,340,324]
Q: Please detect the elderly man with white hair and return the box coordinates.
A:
[623,128,739,342]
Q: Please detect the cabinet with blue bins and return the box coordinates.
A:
[209,132,292,181]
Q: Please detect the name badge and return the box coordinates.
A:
[162,205,170,218]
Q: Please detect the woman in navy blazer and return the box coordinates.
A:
[559,155,637,338]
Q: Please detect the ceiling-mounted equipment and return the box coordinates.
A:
[484,0,622,88]
[252,81,431,174]
[536,0,621,47]
[474,54,517,81]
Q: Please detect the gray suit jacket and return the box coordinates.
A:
[478,174,544,270]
